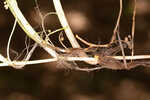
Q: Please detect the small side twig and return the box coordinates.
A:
[117,30,128,69]
[131,0,136,59]
[110,0,123,43]
[76,35,109,47]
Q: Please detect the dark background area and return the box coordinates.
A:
[0,0,150,100]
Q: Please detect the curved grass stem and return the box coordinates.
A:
[7,18,17,62]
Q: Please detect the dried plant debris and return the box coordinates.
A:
[54,41,150,71]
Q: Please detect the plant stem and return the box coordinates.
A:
[53,0,80,48]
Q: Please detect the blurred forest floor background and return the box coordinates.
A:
[0,0,150,100]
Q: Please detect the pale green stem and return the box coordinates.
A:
[53,0,80,48]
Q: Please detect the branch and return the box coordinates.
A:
[110,0,123,43]
[131,0,136,57]
[0,55,150,70]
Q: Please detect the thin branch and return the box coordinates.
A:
[24,43,38,61]
[0,57,96,68]
[0,55,150,69]
[7,18,17,62]
[74,66,104,72]
[112,55,150,60]
[76,35,109,47]
[35,0,54,46]
[41,12,57,45]
[110,0,123,43]
[117,30,128,69]
[0,58,58,68]
[35,0,43,21]
[59,32,67,48]
[131,0,136,58]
